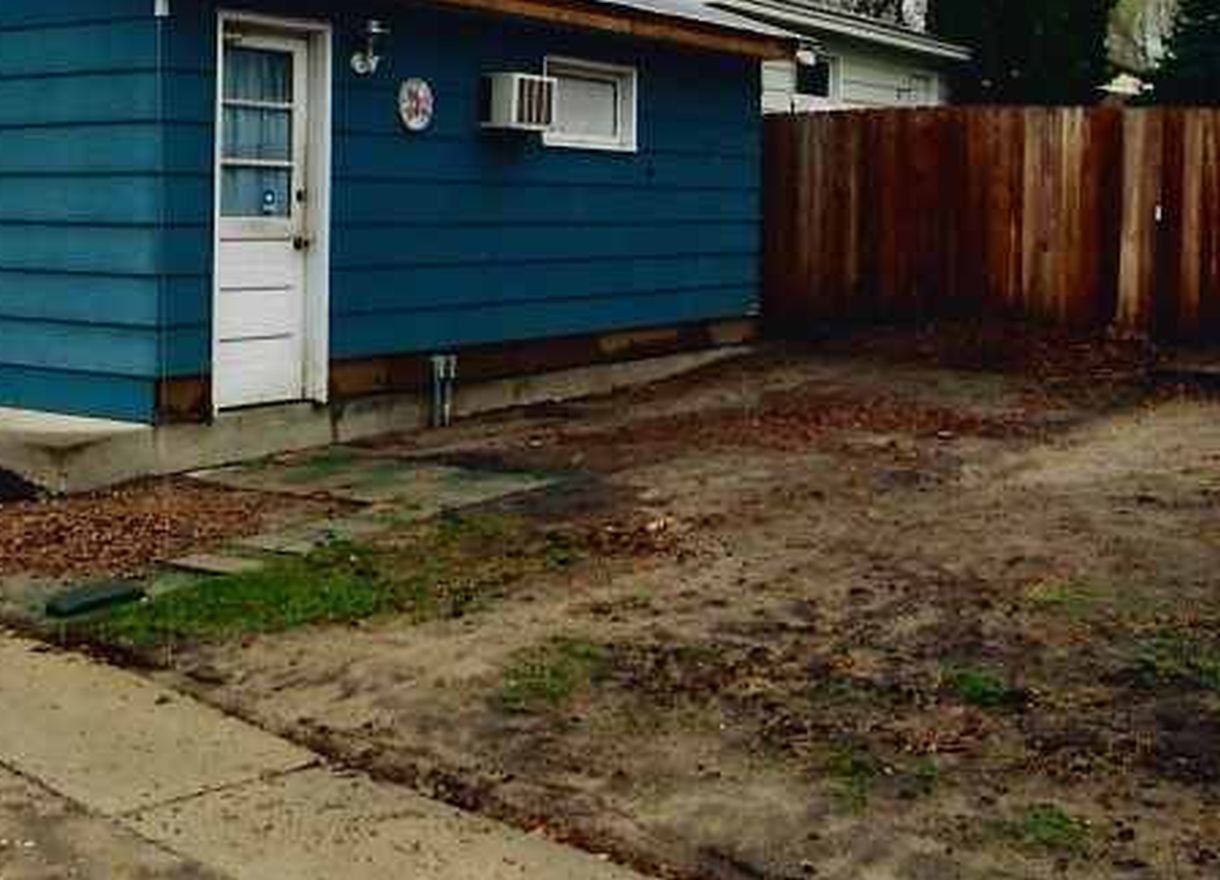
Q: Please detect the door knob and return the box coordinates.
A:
[292,235,312,251]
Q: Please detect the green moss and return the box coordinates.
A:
[1011,804,1090,854]
[942,665,1019,708]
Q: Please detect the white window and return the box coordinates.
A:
[796,55,838,99]
[543,57,637,152]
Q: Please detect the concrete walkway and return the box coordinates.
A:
[0,632,644,879]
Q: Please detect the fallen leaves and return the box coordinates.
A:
[568,387,1038,457]
[0,480,318,579]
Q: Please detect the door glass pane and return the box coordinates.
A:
[222,106,291,160]
[224,47,293,103]
[221,166,291,217]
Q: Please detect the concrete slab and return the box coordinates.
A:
[130,766,643,880]
[0,631,647,878]
[199,455,557,508]
[0,407,145,449]
[0,765,223,880]
[0,408,147,495]
[169,553,267,576]
[0,346,751,493]
[0,636,314,816]
[234,514,394,557]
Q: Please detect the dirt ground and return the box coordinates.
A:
[31,326,1220,879]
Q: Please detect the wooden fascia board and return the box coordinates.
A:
[418,0,795,59]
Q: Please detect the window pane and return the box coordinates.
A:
[221,166,291,217]
[224,47,293,103]
[796,60,832,98]
[222,106,291,160]
[555,74,618,139]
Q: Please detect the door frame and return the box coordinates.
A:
[212,10,333,413]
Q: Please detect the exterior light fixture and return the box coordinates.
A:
[351,19,389,75]
[795,40,822,67]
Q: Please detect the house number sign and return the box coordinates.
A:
[398,78,435,132]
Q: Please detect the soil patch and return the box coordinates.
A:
[51,328,1220,879]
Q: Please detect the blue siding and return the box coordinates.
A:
[0,0,762,422]
[165,0,762,376]
[0,0,163,420]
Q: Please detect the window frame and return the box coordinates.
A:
[795,53,841,102]
[542,56,638,153]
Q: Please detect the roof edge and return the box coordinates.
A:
[712,0,971,61]
[421,0,798,58]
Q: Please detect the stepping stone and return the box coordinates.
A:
[169,554,266,576]
[45,581,146,618]
[192,453,557,508]
[234,515,393,557]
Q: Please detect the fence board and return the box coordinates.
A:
[764,107,1220,342]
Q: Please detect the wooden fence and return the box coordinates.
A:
[764,108,1220,342]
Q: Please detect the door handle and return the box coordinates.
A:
[292,235,312,251]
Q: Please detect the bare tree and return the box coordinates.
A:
[1110,0,1177,72]
[842,0,906,23]
[831,0,929,29]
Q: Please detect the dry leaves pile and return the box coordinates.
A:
[838,322,1156,389]
[0,480,297,579]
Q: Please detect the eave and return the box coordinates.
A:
[414,0,799,59]
[712,0,971,62]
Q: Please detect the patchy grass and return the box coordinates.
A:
[78,541,384,649]
[495,638,610,713]
[1007,804,1091,855]
[1024,576,1097,612]
[72,513,578,652]
[903,756,940,799]
[822,744,882,811]
[818,746,939,811]
[1133,631,1220,693]
[941,665,1022,709]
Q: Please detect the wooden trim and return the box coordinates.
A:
[416,0,793,59]
[156,376,212,424]
[329,319,759,399]
[155,319,757,423]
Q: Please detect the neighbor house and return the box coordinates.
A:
[0,0,794,457]
[713,0,969,113]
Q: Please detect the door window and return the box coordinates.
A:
[220,46,296,218]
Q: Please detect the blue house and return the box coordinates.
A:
[0,0,790,443]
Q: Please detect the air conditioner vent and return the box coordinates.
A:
[481,73,556,131]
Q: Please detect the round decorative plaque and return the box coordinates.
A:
[398,78,435,132]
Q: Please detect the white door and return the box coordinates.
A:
[214,32,312,409]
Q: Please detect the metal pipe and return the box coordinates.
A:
[430,354,458,428]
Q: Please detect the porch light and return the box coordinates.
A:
[351,19,390,75]
[795,40,821,67]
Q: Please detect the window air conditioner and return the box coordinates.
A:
[481,72,557,131]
